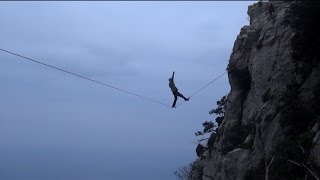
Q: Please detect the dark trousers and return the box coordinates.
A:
[172,91,188,107]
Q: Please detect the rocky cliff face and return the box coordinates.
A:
[190,2,320,180]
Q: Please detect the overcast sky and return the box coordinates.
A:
[0,1,253,180]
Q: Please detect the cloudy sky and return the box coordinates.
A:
[0,1,252,180]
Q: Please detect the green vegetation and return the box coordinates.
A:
[174,95,228,179]
[209,95,228,126]
[195,95,228,150]
[173,163,193,180]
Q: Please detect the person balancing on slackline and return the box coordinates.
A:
[168,71,190,108]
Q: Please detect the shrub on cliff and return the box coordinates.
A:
[173,163,193,180]
[195,95,228,149]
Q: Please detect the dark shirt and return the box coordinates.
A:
[169,80,178,92]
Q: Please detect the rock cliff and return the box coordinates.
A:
[189,1,320,180]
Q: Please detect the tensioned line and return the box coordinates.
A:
[1,48,227,108]
[175,71,227,107]
[0,49,171,107]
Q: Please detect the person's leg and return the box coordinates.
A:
[172,95,178,108]
[177,92,189,101]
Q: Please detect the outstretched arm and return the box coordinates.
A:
[171,71,175,80]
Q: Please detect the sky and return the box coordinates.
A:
[0,1,253,180]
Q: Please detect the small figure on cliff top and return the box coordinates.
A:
[169,71,189,108]
[268,3,275,16]
[268,3,277,23]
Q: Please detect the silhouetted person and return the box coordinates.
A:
[268,3,275,16]
[169,71,189,108]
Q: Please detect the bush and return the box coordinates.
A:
[209,95,228,126]
[195,95,228,145]
[173,163,193,180]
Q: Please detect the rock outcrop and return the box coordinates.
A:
[190,1,320,180]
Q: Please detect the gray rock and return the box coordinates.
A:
[189,1,320,179]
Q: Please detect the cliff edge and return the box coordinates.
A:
[190,1,320,180]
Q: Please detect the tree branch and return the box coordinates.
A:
[265,157,274,180]
[288,159,320,180]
